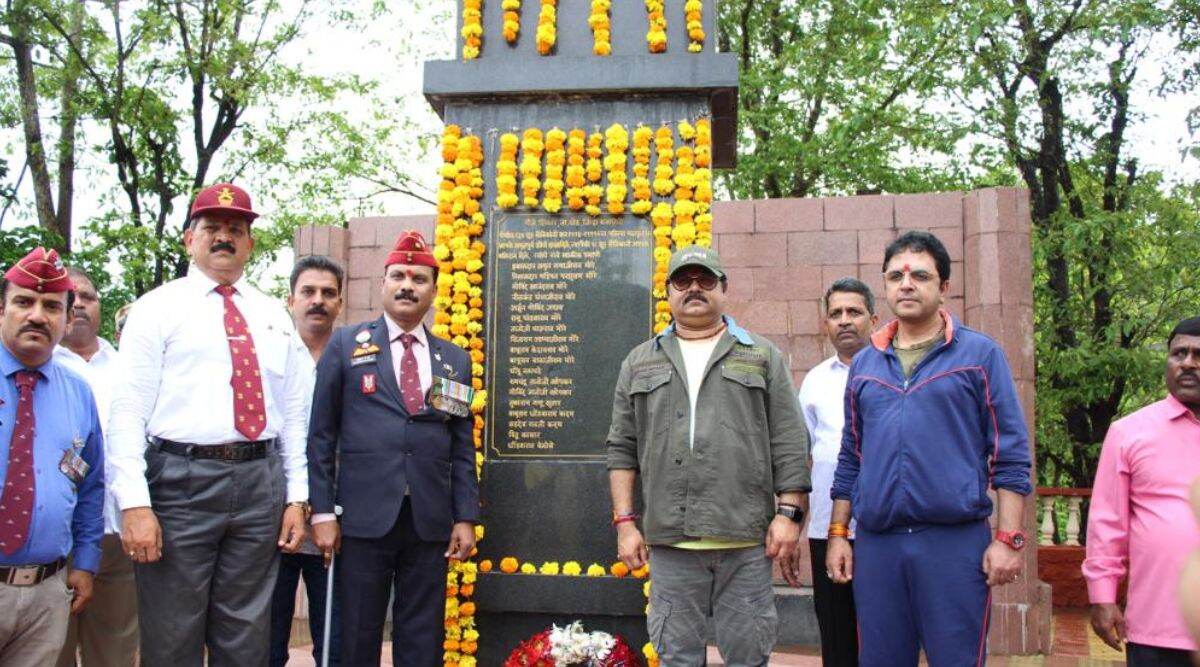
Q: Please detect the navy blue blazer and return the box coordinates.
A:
[307,317,480,541]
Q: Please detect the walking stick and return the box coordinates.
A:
[321,551,336,667]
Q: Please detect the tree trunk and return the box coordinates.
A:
[54,0,86,251]
[9,32,59,244]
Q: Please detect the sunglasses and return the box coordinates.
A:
[669,273,720,291]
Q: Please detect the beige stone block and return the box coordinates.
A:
[712,200,755,234]
[717,233,789,268]
[755,197,823,233]
[789,300,823,336]
[858,228,898,266]
[752,265,824,301]
[895,191,963,229]
[787,230,858,267]
[824,194,894,230]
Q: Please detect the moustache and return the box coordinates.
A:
[1179,371,1199,382]
[394,292,419,303]
[210,241,236,254]
[71,311,90,321]
[19,324,50,338]
[684,293,708,304]
[306,305,328,317]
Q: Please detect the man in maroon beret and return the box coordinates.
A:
[309,230,479,666]
[0,248,105,667]
[107,183,311,665]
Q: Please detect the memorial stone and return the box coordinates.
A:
[423,1,738,661]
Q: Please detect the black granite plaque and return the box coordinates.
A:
[487,212,652,460]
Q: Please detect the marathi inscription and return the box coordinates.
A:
[488,214,653,458]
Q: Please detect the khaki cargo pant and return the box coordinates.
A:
[647,545,778,667]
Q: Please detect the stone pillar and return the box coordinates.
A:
[963,187,1053,654]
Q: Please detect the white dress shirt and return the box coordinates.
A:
[384,314,432,396]
[55,339,122,534]
[107,269,310,510]
[798,354,857,540]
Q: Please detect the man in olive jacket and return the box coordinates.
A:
[607,246,811,667]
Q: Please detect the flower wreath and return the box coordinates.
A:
[504,622,640,666]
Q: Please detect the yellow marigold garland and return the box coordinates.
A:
[585,131,605,216]
[434,127,487,667]
[672,120,698,248]
[645,0,667,53]
[685,0,705,52]
[652,126,675,197]
[502,0,521,43]
[520,128,544,208]
[566,129,588,211]
[630,126,653,216]
[589,0,612,56]
[461,0,483,60]
[495,133,520,209]
[542,127,567,213]
[694,118,714,247]
[603,123,629,214]
[536,0,557,55]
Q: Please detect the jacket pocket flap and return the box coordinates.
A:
[721,365,767,389]
[631,371,672,394]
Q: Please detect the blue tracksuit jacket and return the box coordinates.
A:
[831,312,1032,532]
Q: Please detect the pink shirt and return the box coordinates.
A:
[1083,395,1200,651]
[383,314,432,398]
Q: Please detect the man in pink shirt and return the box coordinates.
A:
[1085,315,1200,666]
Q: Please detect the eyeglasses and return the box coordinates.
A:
[669,273,720,291]
[883,268,937,285]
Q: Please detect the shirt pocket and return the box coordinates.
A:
[629,369,673,437]
[253,327,291,379]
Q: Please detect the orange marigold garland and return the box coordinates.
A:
[603,123,629,215]
[502,0,521,43]
[536,0,557,55]
[589,0,612,56]
[630,126,653,215]
[435,127,487,667]
[671,120,698,248]
[685,0,705,52]
[566,129,588,211]
[520,128,544,208]
[542,127,567,213]
[645,0,667,53]
[461,0,483,60]
[585,131,605,216]
[495,133,520,209]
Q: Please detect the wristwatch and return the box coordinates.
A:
[995,530,1026,551]
[287,501,312,521]
[776,504,805,524]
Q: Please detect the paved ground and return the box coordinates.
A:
[287,608,1133,666]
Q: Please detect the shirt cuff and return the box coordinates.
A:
[71,543,103,574]
[286,479,309,504]
[114,484,151,512]
[311,513,337,525]
[1086,577,1120,604]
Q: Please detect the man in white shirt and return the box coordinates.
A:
[54,267,137,667]
[792,277,877,667]
[269,255,344,667]
[107,183,310,666]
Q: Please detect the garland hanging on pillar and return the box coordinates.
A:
[461,0,483,60]
[536,0,558,55]
[502,0,521,43]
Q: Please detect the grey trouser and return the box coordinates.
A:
[647,545,778,667]
[0,569,71,667]
[57,533,139,667]
[135,444,285,667]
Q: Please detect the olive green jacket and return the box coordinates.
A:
[606,316,811,545]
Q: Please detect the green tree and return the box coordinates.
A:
[955,0,1200,486]
[716,0,971,198]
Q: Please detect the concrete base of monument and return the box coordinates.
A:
[472,573,819,662]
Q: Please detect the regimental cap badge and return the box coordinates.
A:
[189,182,259,223]
[355,330,371,344]
[217,187,235,206]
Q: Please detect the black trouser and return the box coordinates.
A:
[1127,642,1195,667]
[338,498,447,667]
[809,538,859,667]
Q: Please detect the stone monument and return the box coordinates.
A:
[423,0,738,661]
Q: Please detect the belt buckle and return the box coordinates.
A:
[11,566,39,586]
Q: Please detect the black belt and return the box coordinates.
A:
[0,558,66,586]
[154,438,274,462]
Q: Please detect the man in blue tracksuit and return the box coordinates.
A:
[826,231,1032,666]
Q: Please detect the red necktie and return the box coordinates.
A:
[0,370,38,555]
[399,333,425,414]
[217,284,266,440]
